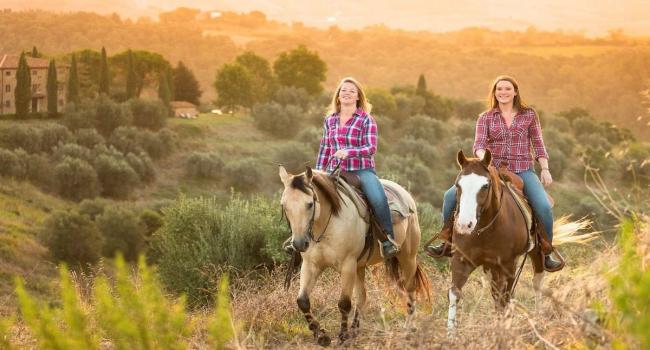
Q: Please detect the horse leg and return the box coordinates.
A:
[448,256,476,334]
[350,266,366,337]
[529,248,545,310]
[337,258,356,344]
[400,255,418,331]
[297,263,330,346]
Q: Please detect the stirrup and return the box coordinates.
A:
[425,241,452,258]
[381,240,399,259]
[544,250,565,272]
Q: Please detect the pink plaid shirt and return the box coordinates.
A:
[473,108,549,173]
[315,108,377,172]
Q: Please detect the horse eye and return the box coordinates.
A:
[482,184,489,190]
[307,202,314,209]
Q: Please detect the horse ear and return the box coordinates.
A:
[481,149,492,168]
[305,166,314,183]
[279,165,290,186]
[457,149,468,168]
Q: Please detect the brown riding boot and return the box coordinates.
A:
[425,217,454,258]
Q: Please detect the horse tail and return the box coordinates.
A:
[385,257,401,289]
[414,264,431,302]
[552,215,598,246]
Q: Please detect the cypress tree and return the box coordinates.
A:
[99,47,110,95]
[157,72,171,106]
[416,74,427,97]
[14,52,32,117]
[31,46,40,58]
[165,68,175,100]
[173,61,201,105]
[67,55,80,104]
[47,59,58,117]
[126,50,137,100]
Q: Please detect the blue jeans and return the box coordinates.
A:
[442,169,554,242]
[349,168,394,238]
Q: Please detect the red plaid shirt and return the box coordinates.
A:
[473,108,549,173]
[315,108,377,172]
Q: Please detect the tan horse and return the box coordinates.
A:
[446,150,592,333]
[279,166,429,346]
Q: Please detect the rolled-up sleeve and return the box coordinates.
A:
[529,111,549,160]
[345,116,377,157]
[473,113,489,156]
[315,119,332,170]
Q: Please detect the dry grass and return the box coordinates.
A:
[226,245,619,349]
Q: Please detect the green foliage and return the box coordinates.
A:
[67,95,132,136]
[99,47,110,95]
[126,50,138,99]
[0,124,42,153]
[9,256,229,349]
[185,152,225,179]
[140,209,164,237]
[251,102,302,138]
[40,123,73,153]
[394,136,440,163]
[214,62,254,110]
[74,128,105,149]
[606,219,650,349]
[128,98,168,131]
[67,54,80,104]
[153,194,285,307]
[93,153,139,198]
[14,52,32,117]
[273,142,314,174]
[0,148,24,178]
[454,99,484,120]
[96,206,145,261]
[125,152,156,183]
[367,88,397,118]
[78,198,109,220]
[622,142,650,186]
[143,128,176,159]
[173,61,201,105]
[53,143,93,162]
[40,209,103,265]
[54,157,101,201]
[236,51,276,104]
[224,158,263,191]
[402,114,449,141]
[157,72,172,106]
[208,276,235,349]
[272,86,311,110]
[416,74,427,97]
[47,59,58,116]
[273,45,327,96]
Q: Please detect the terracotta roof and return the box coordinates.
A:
[0,54,50,69]
[170,101,197,108]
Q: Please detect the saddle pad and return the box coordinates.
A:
[383,181,414,219]
[505,181,535,253]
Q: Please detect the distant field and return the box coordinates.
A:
[500,45,622,57]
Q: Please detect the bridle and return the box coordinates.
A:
[454,165,505,235]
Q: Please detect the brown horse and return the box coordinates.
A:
[279,166,429,346]
[446,149,588,332]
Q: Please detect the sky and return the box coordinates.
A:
[4,0,650,36]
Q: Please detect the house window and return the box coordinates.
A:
[5,71,10,76]
[4,85,9,92]
[32,84,39,92]
[32,70,37,75]
[59,99,64,106]
[4,100,9,107]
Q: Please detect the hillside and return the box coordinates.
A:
[1,9,649,139]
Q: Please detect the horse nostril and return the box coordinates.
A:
[468,222,473,229]
[304,241,309,250]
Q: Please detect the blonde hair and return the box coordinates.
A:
[328,77,372,115]
[487,75,529,111]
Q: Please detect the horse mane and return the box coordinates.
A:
[289,172,342,215]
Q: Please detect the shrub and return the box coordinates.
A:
[273,142,313,174]
[186,152,224,179]
[0,148,25,178]
[0,125,42,153]
[54,157,101,201]
[125,152,155,183]
[128,98,168,131]
[8,256,234,349]
[39,123,73,153]
[394,136,440,163]
[140,209,163,237]
[74,128,105,149]
[78,198,110,220]
[272,86,310,110]
[40,210,103,265]
[153,194,285,307]
[366,88,397,119]
[93,154,139,199]
[96,206,145,261]
[402,114,448,141]
[53,143,93,162]
[223,158,262,191]
[24,152,54,189]
[251,102,302,138]
[142,128,176,159]
[108,126,146,156]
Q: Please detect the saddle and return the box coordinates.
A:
[496,163,554,256]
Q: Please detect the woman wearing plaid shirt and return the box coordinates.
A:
[427,75,562,270]
[315,77,399,259]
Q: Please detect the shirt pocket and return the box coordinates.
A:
[348,125,364,141]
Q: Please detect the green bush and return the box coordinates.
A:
[54,157,101,201]
[251,102,302,138]
[140,209,164,237]
[0,148,25,178]
[23,152,55,189]
[78,198,110,220]
[96,206,145,261]
[108,126,146,156]
[7,256,234,349]
[223,158,262,191]
[125,152,156,183]
[40,210,103,265]
[53,143,93,162]
[93,154,139,198]
[142,128,176,159]
[39,123,73,153]
[273,142,313,174]
[394,136,440,163]
[128,98,169,131]
[402,114,448,141]
[153,194,286,307]
[272,86,311,110]
[0,124,42,153]
[74,128,105,149]
[186,152,224,179]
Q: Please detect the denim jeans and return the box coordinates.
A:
[442,169,554,242]
[348,168,394,238]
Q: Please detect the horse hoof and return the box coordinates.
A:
[317,334,331,347]
[338,331,350,343]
